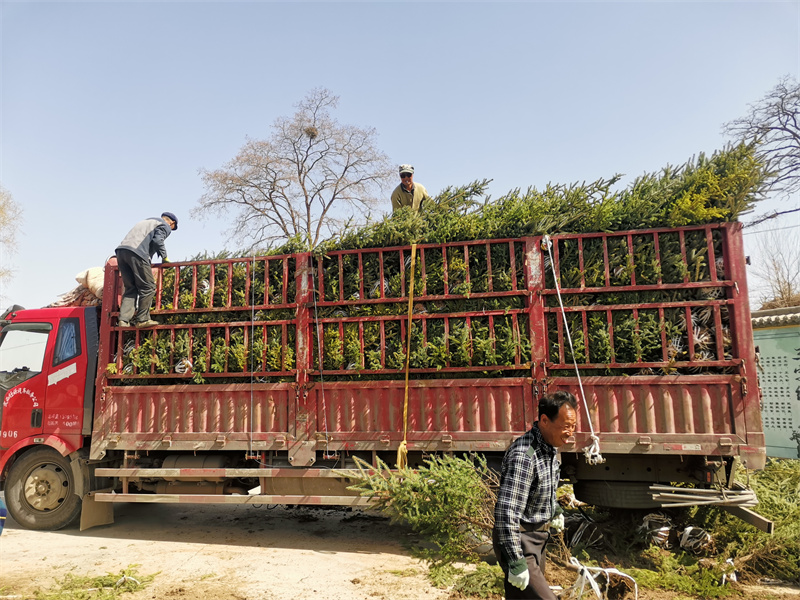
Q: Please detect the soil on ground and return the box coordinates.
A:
[0,499,798,600]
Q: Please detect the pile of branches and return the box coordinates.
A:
[318,143,766,252]
[346,456,800,599]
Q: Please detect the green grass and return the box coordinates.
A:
[30,566,157,600]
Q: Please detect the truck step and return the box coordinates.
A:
[90,492,373,506]
[94,468,363,479]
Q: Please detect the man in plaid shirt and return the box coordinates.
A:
[493,391,578,599]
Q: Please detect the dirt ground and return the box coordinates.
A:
[0,500,449,600]
[1,497,798,600]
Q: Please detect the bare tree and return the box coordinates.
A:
[0,184,23,294]
[724,76,800,205]
[750,229,800,310]
[195,88,393,250]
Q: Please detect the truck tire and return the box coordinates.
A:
[5,447,82,530]
[574,480,660,509]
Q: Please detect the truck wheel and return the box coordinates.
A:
[574,480,660,509]
[5,447,82,530]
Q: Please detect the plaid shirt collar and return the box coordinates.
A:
[530,422,555,456]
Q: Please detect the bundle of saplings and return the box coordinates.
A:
[115,144,767,383]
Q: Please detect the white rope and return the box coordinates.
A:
[565,557,639,600]
[566,557,604,600]
[542,236,604,465]
[115,576,141,588]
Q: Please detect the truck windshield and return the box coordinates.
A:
[0,324,52,376]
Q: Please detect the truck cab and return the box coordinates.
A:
[0,305,98,529]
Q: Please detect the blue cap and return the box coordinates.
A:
[161,212,178,230]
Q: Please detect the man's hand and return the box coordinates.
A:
[507,558,530,590]
[550,505,565,531]
[162,257,171,263]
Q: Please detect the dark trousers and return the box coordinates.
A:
[116,249,156,323]
[493,528,557,600]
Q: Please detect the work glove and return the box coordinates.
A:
[549,505,565,532]
[507,558,530,591]
[162,257,171,263]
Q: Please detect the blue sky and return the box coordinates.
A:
[1,1,798,309]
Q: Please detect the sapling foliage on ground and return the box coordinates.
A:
[348,456,800,599]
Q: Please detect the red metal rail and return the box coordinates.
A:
[541,224,740,373]
[98,225,751,381]
[90,223,764,465]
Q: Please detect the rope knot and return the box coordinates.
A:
[583,434,606,465]
[397,440,408,470]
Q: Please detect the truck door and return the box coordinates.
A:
[0,323,52,445]
[43,317,88,438]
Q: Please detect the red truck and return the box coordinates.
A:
[0,222,767,531]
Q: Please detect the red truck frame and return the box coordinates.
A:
[0,223,767,531]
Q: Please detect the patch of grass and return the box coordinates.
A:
[449,563,503,599]
[624,547,735,599]
[427,563,462,588]
[386,568,420,577]
[426,562,504,598]
[32,565,157,600]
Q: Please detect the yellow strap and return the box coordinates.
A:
[397,243,417,470]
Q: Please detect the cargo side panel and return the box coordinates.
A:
[547,375,765,466]
[89,384,293,459]
[540,224,765,470]
[309,378,534,453]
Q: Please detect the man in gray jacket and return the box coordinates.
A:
[115,212,178,327]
